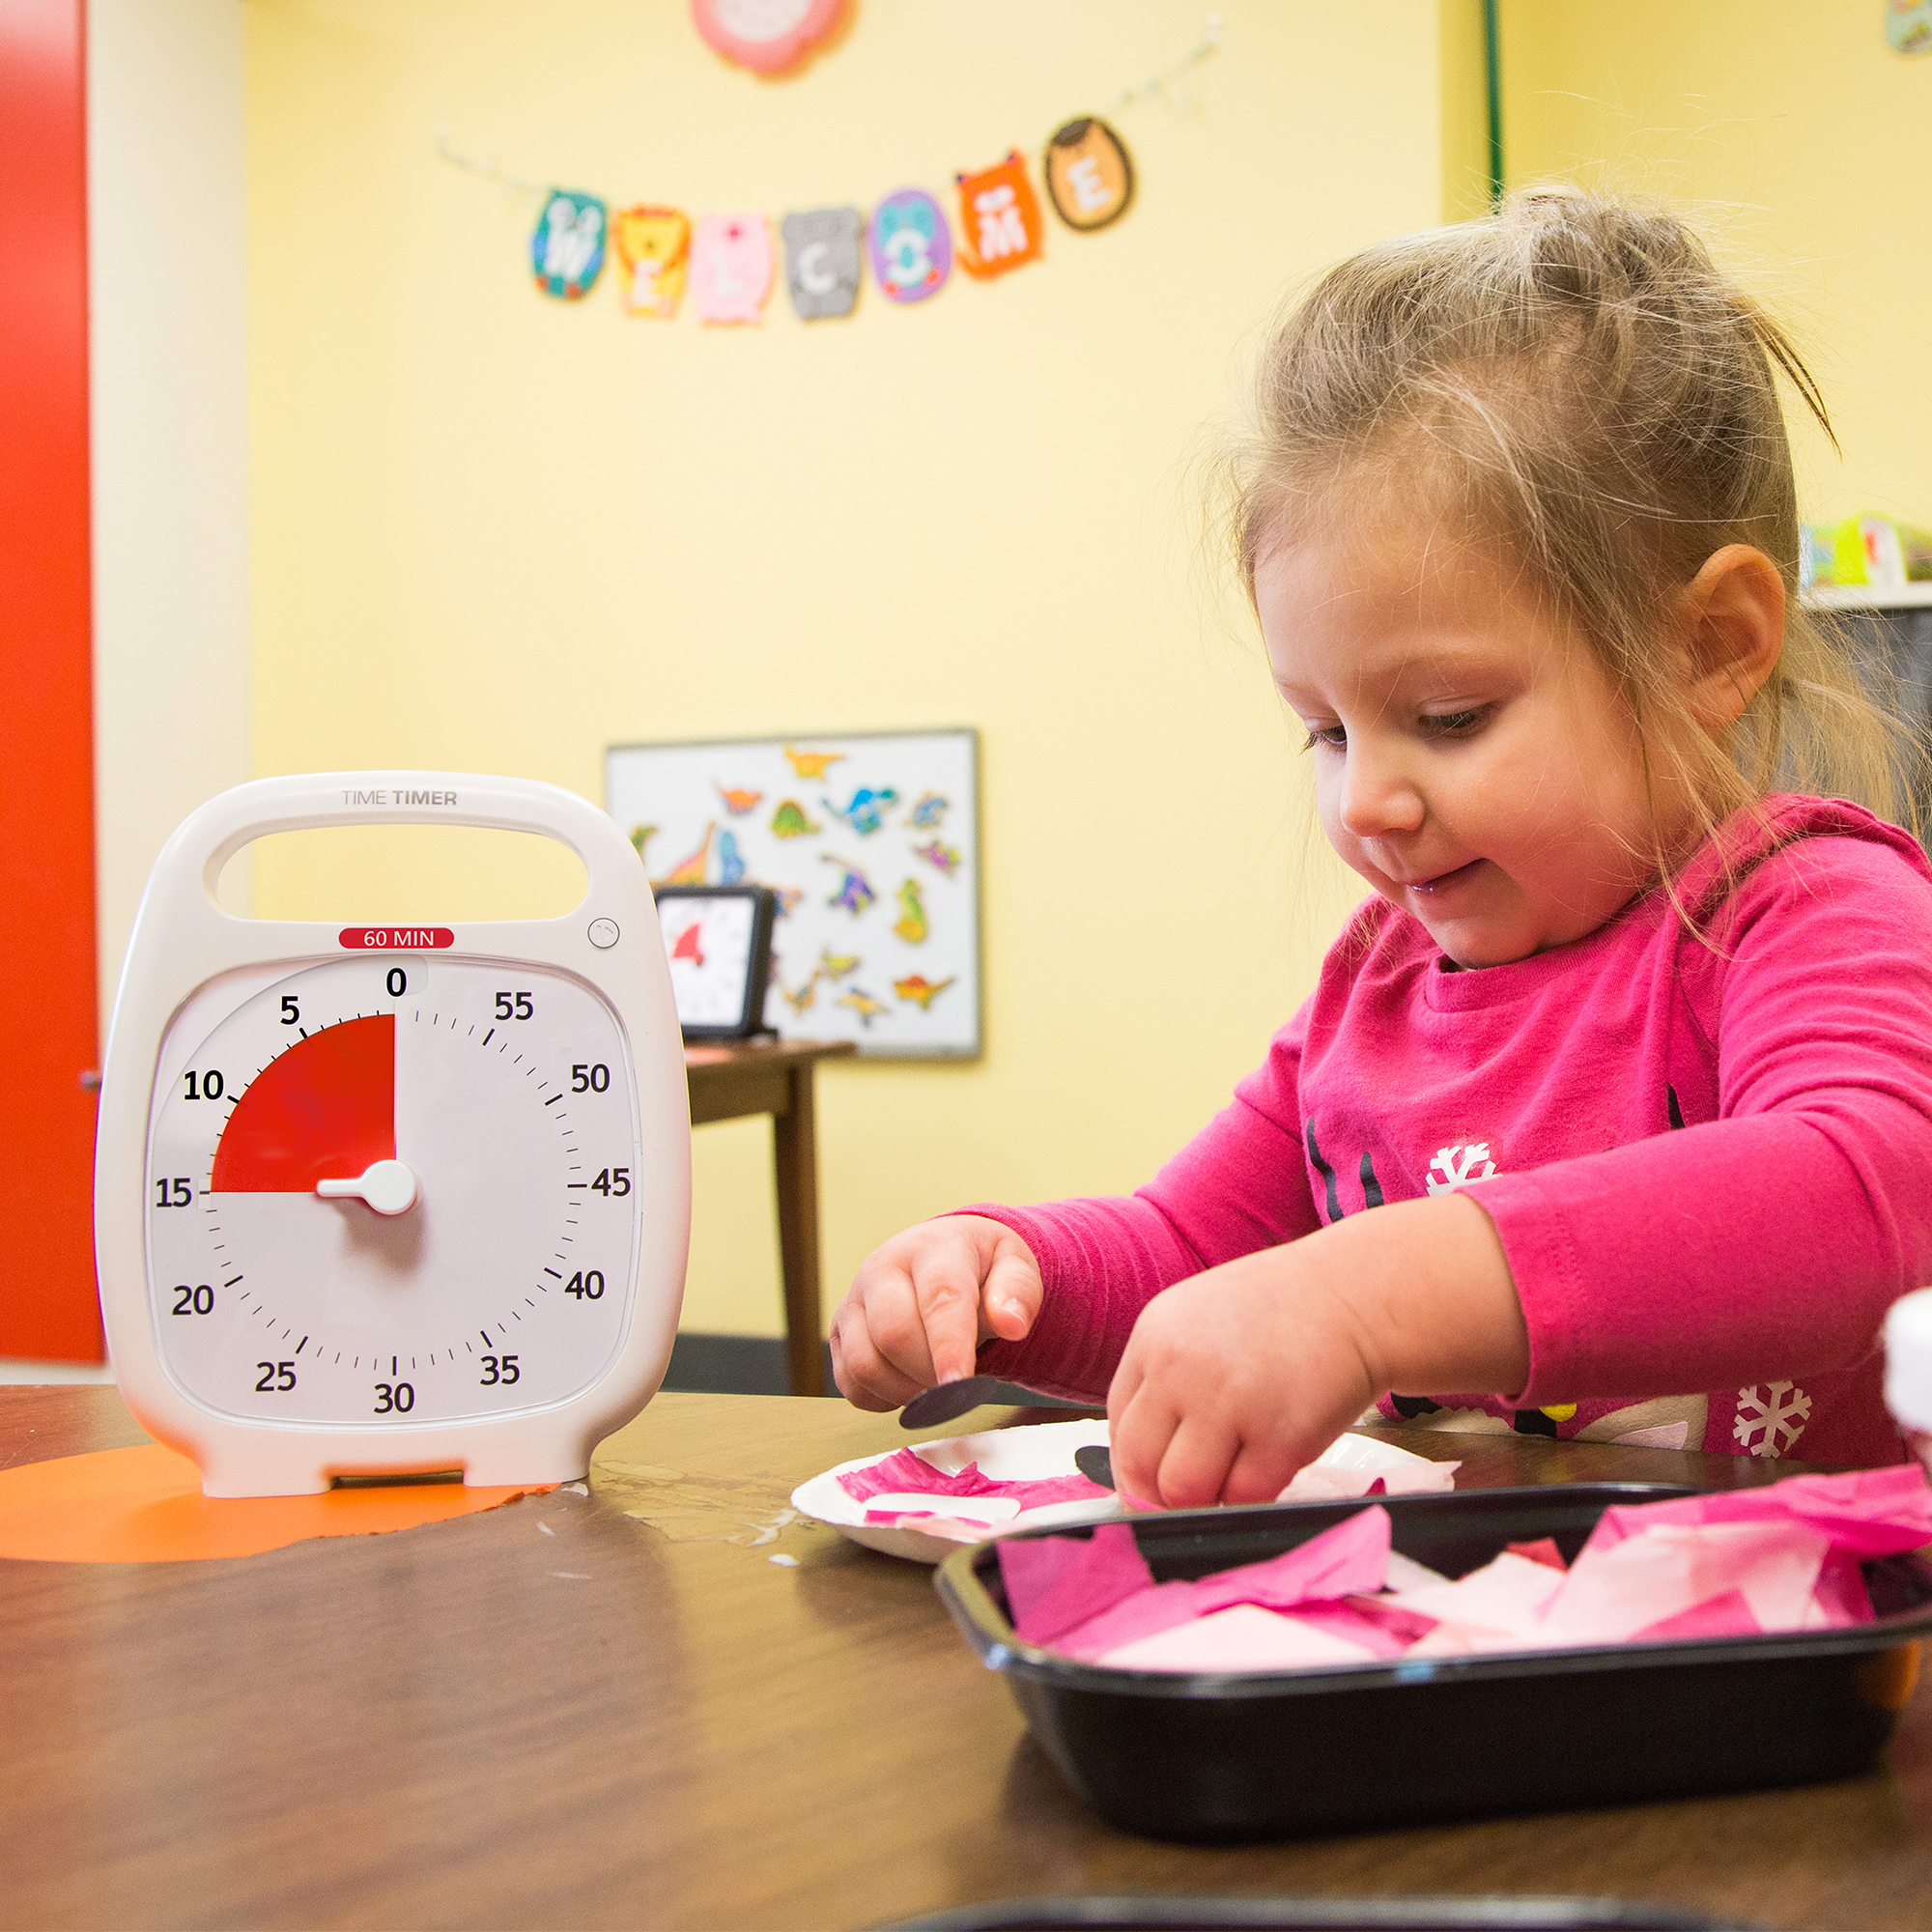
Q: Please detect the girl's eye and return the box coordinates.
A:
[1302,724,1347,752]
[1421,707,1490,738]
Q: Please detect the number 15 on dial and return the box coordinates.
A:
[96,773,692,1497]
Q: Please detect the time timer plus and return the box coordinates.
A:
[95,773,692,1497]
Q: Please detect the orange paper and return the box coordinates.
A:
[955,152,1044,279]
[0,1442,553,1563]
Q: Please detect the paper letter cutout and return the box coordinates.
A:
[782,207,864,320]
[1043,118,1134,231]
[691,213,773,325]
[869,188,952,303]
[531,190,608,300]
[955,152,1044,280]
[612,205,691,317]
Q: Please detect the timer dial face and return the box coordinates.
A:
[144,957,641,1427]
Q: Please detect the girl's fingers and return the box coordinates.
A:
[1151,1414,1240,1511]
[1106,1379,1177,1510]
[830,1304,925,1410]
[900,1251,986,1386]
[1222,1437,1301,1506]
[980,1247,1042,1344]
[829,1320,896,1410]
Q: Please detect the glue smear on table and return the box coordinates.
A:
[998,1464,1932,1672]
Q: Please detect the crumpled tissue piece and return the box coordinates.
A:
[1538,1520,1829,1646]
[1100,1602,1382,1673]
[1001,1520,1153,1643]
[993,1463,1932,1673]
[1002,1508,1394,1662]
[1278,1458,1459,1501]
[837,1448,1108,1520]
[860,1492,1019,1530]
[1584,1465,1932,1560]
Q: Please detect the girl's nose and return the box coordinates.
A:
[1337,745,1427,838]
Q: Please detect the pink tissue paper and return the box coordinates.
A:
[993,1464,1932,1674]
[838,1448,1110,1520]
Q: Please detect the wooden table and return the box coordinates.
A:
[6,1387,1932,1931]
[684,1038,856,1397]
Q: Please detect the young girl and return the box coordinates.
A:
[830,189,1932,1509]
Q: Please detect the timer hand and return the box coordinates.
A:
[316,1158,420,1216]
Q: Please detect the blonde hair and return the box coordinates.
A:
[1227,187,1918,875]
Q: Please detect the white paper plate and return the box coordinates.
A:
[793,1421,1454,1565]
[792,1418,1120,1564]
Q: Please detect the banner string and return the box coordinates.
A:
[433,14,1222,200]
[1111,10,1222,117]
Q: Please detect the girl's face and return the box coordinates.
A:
[1256,514,1676,968]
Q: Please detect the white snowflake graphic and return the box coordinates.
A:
[1426,1142,1497,1195]
[1732,1382,1811,1458]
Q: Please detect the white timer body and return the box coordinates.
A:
[95,773,692,1497]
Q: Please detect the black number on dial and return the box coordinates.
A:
[280,995,300,1026]
[255,1361,296,1392]
[480,1354,521,1385]
[373,1381,414,1413]
[495,990,534,1019]
[563,1269,605,1300]
[155,1177,192,1208]
[172,1283,213,1316]
[385,967,409,998]
[589,1167,631,1197]
[572,1063,610,1093]
[182,1069,225,1100]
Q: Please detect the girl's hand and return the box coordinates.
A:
[1107,1193,1530,1509]
[831,1215,1042,1410]
[1107,1251,1378,1508]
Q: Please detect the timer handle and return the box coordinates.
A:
[113,771,657,1038]
[188,771,623,904]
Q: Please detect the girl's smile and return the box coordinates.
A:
[1257,514,1678,967]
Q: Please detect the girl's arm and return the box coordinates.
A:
[965,1078,1328,1401]
[830,1012,1325,1408]
[1107,1192,1527,1506]
[1111,830,1932,1505]
[1485,832,1932,1407]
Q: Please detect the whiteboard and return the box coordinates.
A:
[606,729,981,1059]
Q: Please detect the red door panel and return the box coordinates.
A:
[0,0,104,1360]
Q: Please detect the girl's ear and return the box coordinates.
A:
[1680,544,1786,729]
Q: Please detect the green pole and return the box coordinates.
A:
[1485,0,1504,207]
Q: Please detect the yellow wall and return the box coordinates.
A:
[1498,0,1932,526]
[1438,0,1493,223]
[91,0,251,1039]
[242,0,1448,1340]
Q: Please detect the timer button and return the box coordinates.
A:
[587,918,620,949]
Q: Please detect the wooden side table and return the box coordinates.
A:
[683,1037,857,1396]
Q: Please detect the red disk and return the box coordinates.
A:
[209,1015,395,1193]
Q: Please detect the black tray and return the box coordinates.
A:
[933,1484,1932,1843]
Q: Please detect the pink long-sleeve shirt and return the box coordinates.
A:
[970,797,1932,1466]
